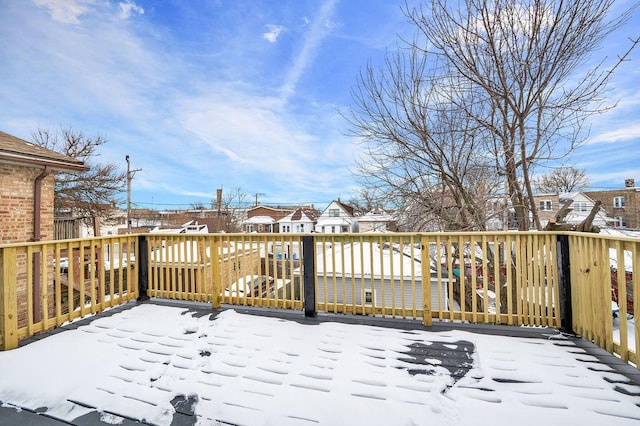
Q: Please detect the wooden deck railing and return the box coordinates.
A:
[0,235,138,350]
[1,231,638,369]
[567,232,639,365]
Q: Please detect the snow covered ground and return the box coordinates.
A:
[1,303,640,425]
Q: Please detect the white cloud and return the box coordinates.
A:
[118,1,144,20]
[34,0,95,24]
[263,24,284,43]
[280,0,338,100]
[589,123,640,144]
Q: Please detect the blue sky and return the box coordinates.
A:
[1,0,639,210]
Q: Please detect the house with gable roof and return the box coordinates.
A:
[315,200,358,233]
[558,192,615,228]
[0,130,88,244]
[243,205,298,233]
[278,207,321,233]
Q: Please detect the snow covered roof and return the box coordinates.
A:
[315,241,425,278]
[244,215,276,225]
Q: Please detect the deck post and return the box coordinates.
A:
[137,235,149,301]
[557,234,573,334]
[0,247,19,350]
[302,235,316,317]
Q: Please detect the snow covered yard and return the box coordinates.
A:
[1,302,640,426]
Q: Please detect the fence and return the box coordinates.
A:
[0,235,138,350]
[1,231,638,369]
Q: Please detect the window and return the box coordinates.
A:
[364,289,375,305]
[613,196,626,208]
[615,217,627,228]
[258,224,263,232]
[246,224,254,232]
[574,202,589,212]
[329,209,340,217]
[296,224,303,232]
[539,200,552,211]
[331,226,336,233]
[321,226,325,233]
[341,225,348,232]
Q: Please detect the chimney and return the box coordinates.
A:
[216,188,222,211]
[625,178,635,188]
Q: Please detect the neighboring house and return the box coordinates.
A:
[308,241,449,312]
[531,193,560,227]
[585,179,640,229]
[243,205,297,233]
[0,130,87,244]
[315,200,358,233]
[357,207,397,232]
[278,207,321,233]
[558,192,615,228]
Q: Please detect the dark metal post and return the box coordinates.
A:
[302,235,316,317]
[137,235,149,301]
[557,235,573,334]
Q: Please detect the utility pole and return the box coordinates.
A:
[254,192,265,206]
[126,155,142,234]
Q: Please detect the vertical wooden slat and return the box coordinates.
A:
[378,234,385,317]
[341,236,347,313]
[616,240,628,361]
[41,246,49,329]
[470,235,478,323]
[493,237,501,324]
[481,235,489,324]
[89,243,96,313]
[458,235,465,319]
[54,243,62,324]
[26,246,34,334]
[79,244,86,316]
[505,235,514,325]
[421,234,431,326]
[632,240,640,358]
[211,235,221,308]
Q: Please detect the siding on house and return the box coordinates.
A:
[312,241,448,311]
[315,200,357,233]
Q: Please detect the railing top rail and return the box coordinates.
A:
[563,231,640,243]
[0,233,140,249]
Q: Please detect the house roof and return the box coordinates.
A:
[0,131,89,171]
[334,200,355,216]
[278,207,321,223]
[244,215,276,224]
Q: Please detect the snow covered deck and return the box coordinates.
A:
[1,300,639,426]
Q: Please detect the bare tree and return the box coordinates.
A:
[31,127,126,220]
[405,0,638,230]
[212,187,251,232]
[346,44,504,231]
[535,167,589,193]
[348,188,384,217]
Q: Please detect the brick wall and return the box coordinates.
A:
[0,163,55,244]
[584,188,640,229]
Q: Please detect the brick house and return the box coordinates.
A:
[1,130,88,327]
[243,205,297,233]
[1,131,88,244]
[585,179,640,229]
